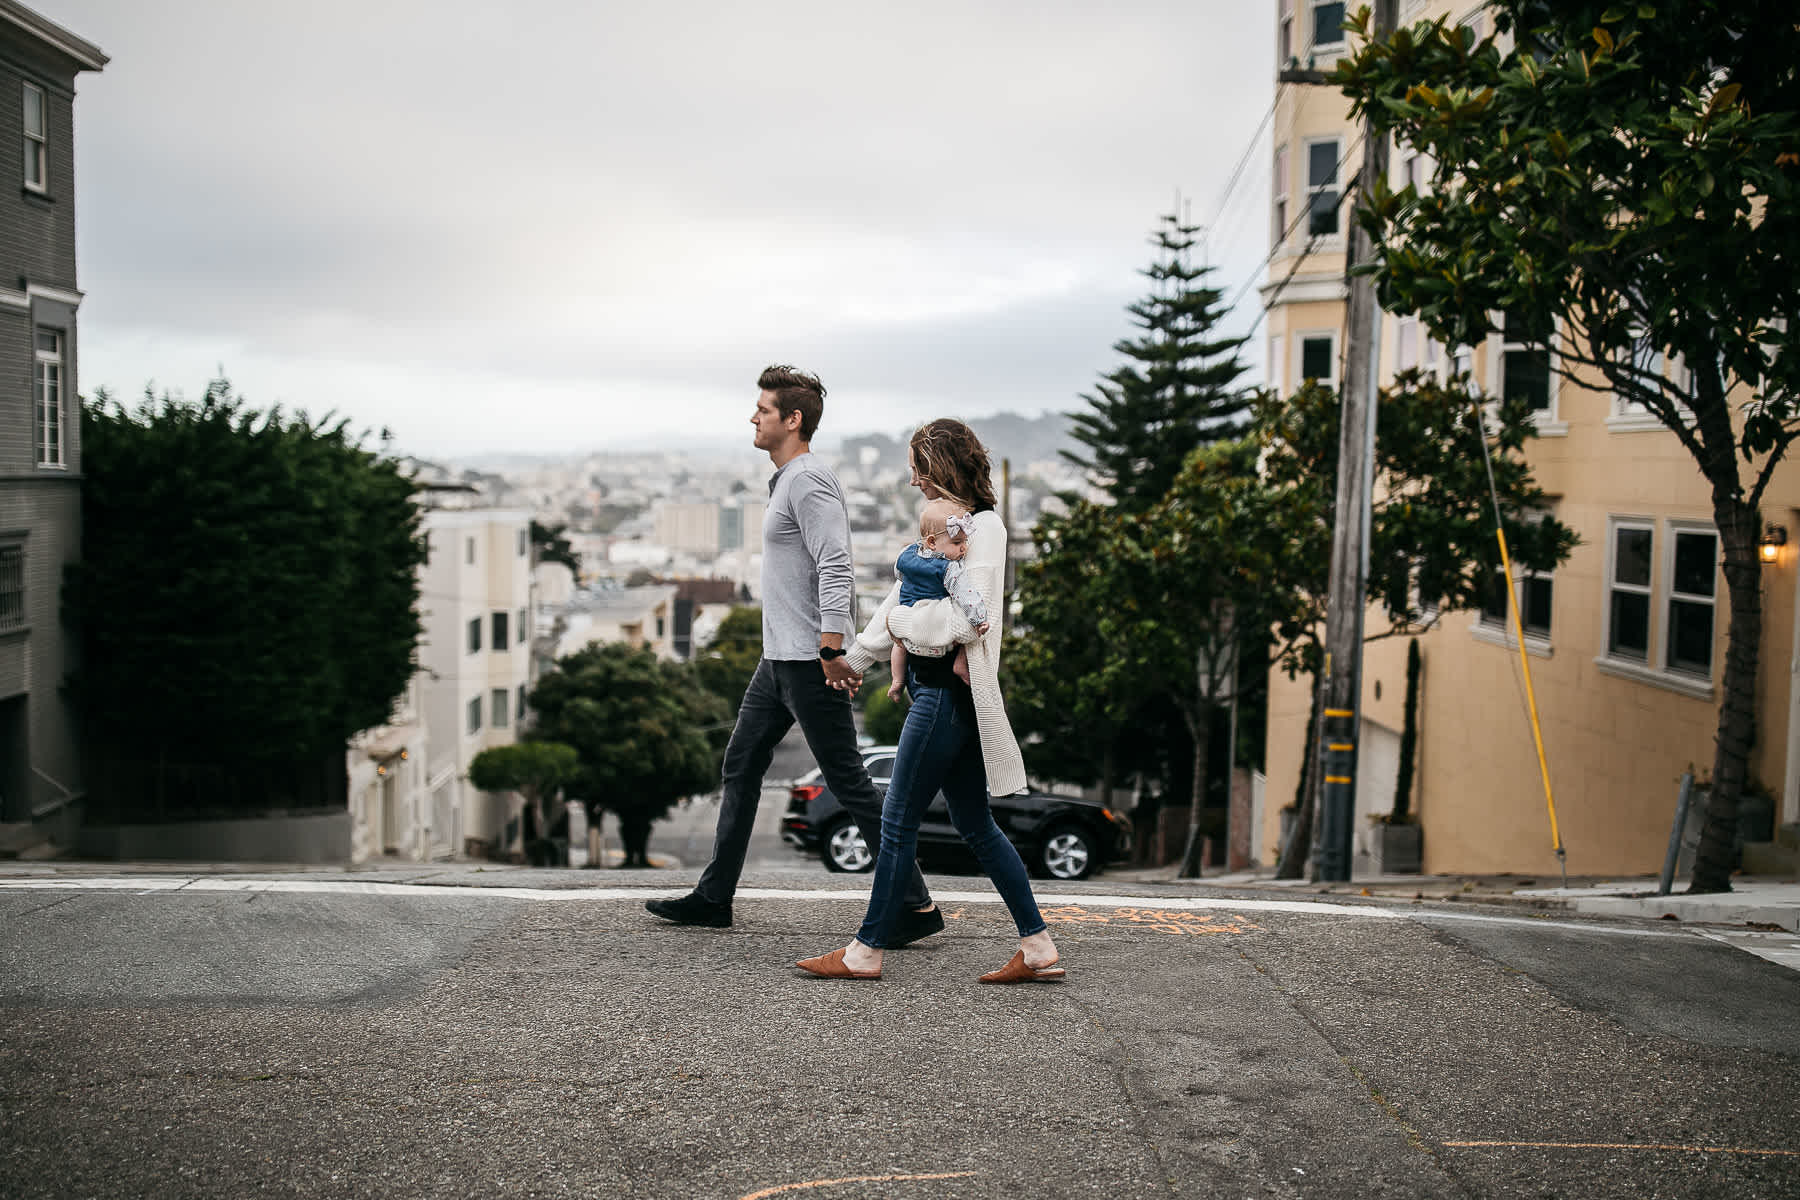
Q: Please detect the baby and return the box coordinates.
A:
[888,496,991,702]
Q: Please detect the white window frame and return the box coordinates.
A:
[467,616,482,655]
[517,607,528,643]
[22,82,46,194]
[1663,522,1719,681]
[1470,508,1556,657]
[1608,326,1696,433]
[517,528,528,557]
[1395,316,1420,373]
[1278,0,1296,64]
[1295,330,1339,389]
[1310,0,1348,54]
[491,687,509,728]
[466,695,483,735]
[34,326,63,467]
[1493,310,1566,436]
[1302,136,1344,243]
[0,542,23,632]
[1272,143,1290,247]
[1594,516,1716,700]
[465,536,476,565]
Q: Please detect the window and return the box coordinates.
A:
[1299,333,1337,386]
[1501,309,1553,413]
[34,327,62,466]
[1396,317,1420,372]
[1424,337,1445,378]
[1480,567,1553,639]
[1272,144,1290,245]
[491,688,509,728]
[0,544,22,631]
[517,528,528,557]
[1666,528,1718,676]
[517,607,528,643]
[467,616,482,654]
[1607,523,1654,662]
[1279,0,1295,63]
[491,610,508,649]
[22,82,45,192]
[517,683,528,721]
[466,696,483,735]
[1305,139,1341,237]
[655,615,666,639]
[1610,325,1692,430]
[1311,0,1347,50]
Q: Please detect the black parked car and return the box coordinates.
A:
[780,746,1130,881]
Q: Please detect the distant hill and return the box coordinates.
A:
[831,409,1078,473]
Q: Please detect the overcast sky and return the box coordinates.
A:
[44,1,1276,457]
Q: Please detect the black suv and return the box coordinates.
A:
[780,746,1130,881]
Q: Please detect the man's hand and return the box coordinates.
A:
[822,656,862,696]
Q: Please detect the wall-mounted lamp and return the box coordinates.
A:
[1761,524,1787,564]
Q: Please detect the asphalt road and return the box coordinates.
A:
[3,870,1797,1200]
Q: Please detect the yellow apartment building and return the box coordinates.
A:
[1258,0,1798,876]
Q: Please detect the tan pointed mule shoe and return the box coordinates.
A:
[796,947,881,980]
[978,950,1066,984]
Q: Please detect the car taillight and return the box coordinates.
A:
[791,784,824,802]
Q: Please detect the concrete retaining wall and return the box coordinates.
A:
[77,811,351,863]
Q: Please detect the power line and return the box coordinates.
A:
[1201,86,1283,239]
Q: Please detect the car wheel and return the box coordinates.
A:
[821,816,874,873]
[1039,824,1095,880]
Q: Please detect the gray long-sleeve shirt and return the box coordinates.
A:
[761,453,856,660]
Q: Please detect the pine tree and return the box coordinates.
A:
[1062,214,1254,514]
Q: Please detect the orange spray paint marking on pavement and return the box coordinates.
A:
[1039,904,1259,936]
[739,1171,980,1199]
[1444,1141,1800,1157]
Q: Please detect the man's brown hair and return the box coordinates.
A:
[757,364,826,441]
[909,418,997,513]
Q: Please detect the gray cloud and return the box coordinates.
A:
[48,0,1276,453]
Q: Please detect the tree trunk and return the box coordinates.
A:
[1689,494,1762,893]
[1177,707,1212,878]
[1276,671,1324,879]
[617,811,653,868]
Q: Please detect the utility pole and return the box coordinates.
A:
[1314,0,1396,882]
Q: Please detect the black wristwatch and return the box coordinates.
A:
[818,645,846,661]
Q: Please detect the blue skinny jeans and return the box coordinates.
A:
[855,668,1047,949]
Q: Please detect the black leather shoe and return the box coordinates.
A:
[645,892,732,928]
[889,905,945,948]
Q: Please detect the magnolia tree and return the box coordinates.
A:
[1336,1,1800,891]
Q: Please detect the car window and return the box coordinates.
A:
[864,755,895,781]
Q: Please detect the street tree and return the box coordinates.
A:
[692,605,762,715]
[1063,213,1256,514]
[67,380,426,813]
[467,741,580,866]
[1100,441,1317,877]
[1004,499,1148,813]
[530,520,581,577]
[1256,375,1576,877]
[526,642,728,867]
[1336,0,1800,891]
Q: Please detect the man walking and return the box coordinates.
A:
[646,365,941,942]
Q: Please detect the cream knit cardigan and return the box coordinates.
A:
[843,509,1028,796]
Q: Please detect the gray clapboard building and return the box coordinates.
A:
[0,1,104,837]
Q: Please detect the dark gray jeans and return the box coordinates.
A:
[695,658,931,909]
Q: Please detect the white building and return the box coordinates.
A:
[345,678,430,863]
[417,507,535,856]
[554,585,678,661]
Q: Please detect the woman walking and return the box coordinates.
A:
[795,418,1062,983]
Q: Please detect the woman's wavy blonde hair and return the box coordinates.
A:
[908,418,997,513]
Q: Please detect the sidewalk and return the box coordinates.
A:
[1102,862,1800,932]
